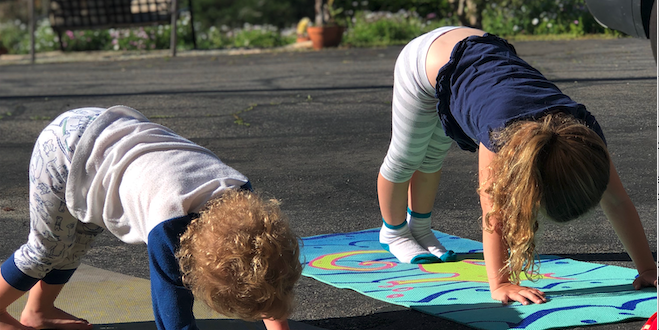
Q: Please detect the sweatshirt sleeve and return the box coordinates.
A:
[147,215,198,330]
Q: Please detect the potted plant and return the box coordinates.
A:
[307,0,344,50]
[296,17,311,43]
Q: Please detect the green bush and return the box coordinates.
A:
[60,29,113,51]
[108,23,185,52]
[334,0,454,23]
[0,19,29,53]
[197,25,232,49]
[343,10,456,47]
[230,24,295,48]
[0,11,295,54]
[191,0,313,30]
[481,0,621,37]
[0,1,626,54]
[343,11,423,47]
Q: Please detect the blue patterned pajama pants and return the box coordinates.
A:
[12,108,106,285]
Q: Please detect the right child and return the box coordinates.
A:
[377,26,657,305]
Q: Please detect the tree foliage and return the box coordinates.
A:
[190,0,314,29]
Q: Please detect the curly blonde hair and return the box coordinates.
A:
[176,189,302,321]
[483,112,610,284]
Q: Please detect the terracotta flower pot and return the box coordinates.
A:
[307,25,344,50]
[296,35,311,43]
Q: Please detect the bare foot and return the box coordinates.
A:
[0,311,34,330]
[20,307,91,330]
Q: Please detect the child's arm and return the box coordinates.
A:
[263,318,291,330]
[479,145,547,305]
[600,159,657,288]
[148,217,199,330]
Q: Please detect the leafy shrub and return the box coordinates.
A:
[230,24,295,48]
[343,10,456,47]
[197,25,232,49]
[0,11,295,54]
[481,0,621,37]
[343,11,423,46]
[0,1,626,54]
[191,0,313,30]
[334,0,454,24]
[0,19,29,53]
[59,29,113,51]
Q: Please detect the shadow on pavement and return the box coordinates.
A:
[550,252,657,262]
[93,319,323,329]
[300,309,477,330]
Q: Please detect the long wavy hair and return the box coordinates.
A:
[483,112,610,284]
[176,189,302,321]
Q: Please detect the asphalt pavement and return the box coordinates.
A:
[0,36,656,330]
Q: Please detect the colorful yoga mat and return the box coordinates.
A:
[300,229,656,330]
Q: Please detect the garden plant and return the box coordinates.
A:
[0,0,620,55]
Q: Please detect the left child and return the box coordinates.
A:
[0,105,302,330]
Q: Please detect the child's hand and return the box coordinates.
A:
[263,318,290,330]
[633,269,658,290]
[491,283,546,305]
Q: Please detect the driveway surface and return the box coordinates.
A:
[0,37,656,329]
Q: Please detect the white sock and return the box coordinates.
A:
[379,220,439,264]
[407,209,449,259]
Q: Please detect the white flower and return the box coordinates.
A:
[513,25,519,32]
[547,23,553,28]
[532,18,539,25]
[113,44,119,50]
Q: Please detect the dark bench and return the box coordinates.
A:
[27,0,196,61]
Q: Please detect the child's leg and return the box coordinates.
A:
[407,170,448,258]
[20,281,91,330]
[19,224,101,330]
[379,220,439,264]
[3,109,102,329]
[406,116,456,261]
[378,33,449,264]
[378,175,439,264]
[0,275,31,330]
[17,221,102,330]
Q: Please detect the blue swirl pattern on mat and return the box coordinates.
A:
[300,229,656,330]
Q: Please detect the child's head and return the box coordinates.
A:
[176,189,302,321]
[484,112,610,283]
